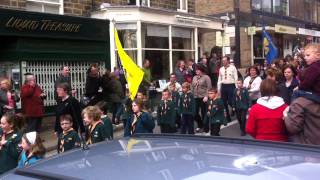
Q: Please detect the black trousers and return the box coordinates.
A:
[194,98,208,131]
[221,84,236,122]
[160,124,176,134]
[26,117,42,132]
[235,109,248,134]
[112,102,121,124]
[210,123,221,136]
[181,114,194,134]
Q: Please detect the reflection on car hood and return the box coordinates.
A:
[2,134,320,180]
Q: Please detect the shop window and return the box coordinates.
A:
[116,50,138,64]
[172,27,193,50]
[116,23,137,49]
[273,0,289,16]
[141,24,169,49]
[142,50,170,80]
[26,0,63,14]
[172,51,194,72]
[177,0,188,12]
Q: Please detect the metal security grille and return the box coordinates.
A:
[24,61,106,106]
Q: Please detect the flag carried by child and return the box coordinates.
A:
[114,27,144,100]
[262,29,278,64]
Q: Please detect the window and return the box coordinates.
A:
[115,23,138,63]
[26,0,63,14]
[142,24,169,49]
[304,0,313,21]
[273,0,289,16]
[177,0,188,12]
[252,0,262,10]
[262,0,272,12]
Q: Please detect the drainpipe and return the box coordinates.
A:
[234,0,241,67]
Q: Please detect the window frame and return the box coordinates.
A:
[177,0,188,13]
[26,0,64,14]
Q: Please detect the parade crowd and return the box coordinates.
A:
[0,43,319,174]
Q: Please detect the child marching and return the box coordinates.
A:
[57,114,81,153]
[82,106,106,145]
[178,82,196,134]
[204,88,226,136]
[157,89,177,133]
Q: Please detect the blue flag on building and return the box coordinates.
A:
[262,29,278,64]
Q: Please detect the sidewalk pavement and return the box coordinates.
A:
[39,116,124,154]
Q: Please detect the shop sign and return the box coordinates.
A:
[298,28,320,37]
[247,26,256,35]
[0,8,109,41]
[216,31,230,47]
[275,24,296,35]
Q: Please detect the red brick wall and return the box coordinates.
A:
[64,0,92,16]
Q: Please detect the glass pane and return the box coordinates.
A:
[262,0,272,12]
[26,2,43,13]
[181,0,187,10]
[273,0,288,16]
[43,0,60,3]
[252,0,261,10]
[44,4,60,14]
[172,51,194,72]
[304,0,313,21]
[142,50,169,80]
[116,24,137,48]
[115,50,137,64]
[142,24,169,49]
[172,27,193,50]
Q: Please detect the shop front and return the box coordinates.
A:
[0,8,109,110]
[92,7,223,80]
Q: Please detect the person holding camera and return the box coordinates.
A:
[21,73,46,132]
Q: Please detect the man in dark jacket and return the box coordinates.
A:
[54,66,73,103]
[84,64,102,106]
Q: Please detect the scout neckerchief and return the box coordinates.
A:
[236,88,242,101]
[86,120,103,145]
[131,112,142,135]
[59,128,75,152]
[248,76,257,90]
[182,92,191,109]
[207,99,213,116]
[24,152,38,166]
[195,75,201,90]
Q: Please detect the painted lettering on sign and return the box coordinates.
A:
[5,17,82,33]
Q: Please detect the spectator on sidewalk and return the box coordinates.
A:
[175,60,187,85]
[54,66,75,103]
[281,64,299,104]
[55,83,85,136]
[0,112,23,174]
[217,56,238,123]
[57,115,81,153]
[21,73,45,132]
[243,66,262,105]
[292,43,320,103]
[124,99,155,137]
[84,63,102,106]
[82,106,106,145]
[18,131,45,167]
[0,78,19,118]
[109,72,124,125]
[284,97,320,145]
[246,79,288,142]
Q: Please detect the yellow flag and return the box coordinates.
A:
[114,28,144,100]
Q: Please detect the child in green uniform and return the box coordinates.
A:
[157,89,177,133]
[57,114,81,153]
[204,88,226,136]
[82,106,106,145]
[178,82,196,134]
[0,112,23,174]
[232,79,251,136]
[96,101,113,140]
[168,82,181,130]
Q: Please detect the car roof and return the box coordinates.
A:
[2,134,320,180]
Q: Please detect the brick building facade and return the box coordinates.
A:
[195,0,320,68]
